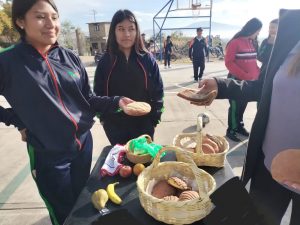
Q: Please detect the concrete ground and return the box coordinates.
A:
[0,58,290,224]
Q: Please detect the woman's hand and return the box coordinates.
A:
[118,97,134,110]
[198,78,218,93]
[190,78,218,106]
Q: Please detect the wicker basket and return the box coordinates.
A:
[125,134,153,164]
[173,132,229,167]
[137,146,216,224]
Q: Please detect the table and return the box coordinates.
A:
[64,146,235,225]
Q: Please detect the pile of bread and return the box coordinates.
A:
[149,176,201,202]
[180,134,224,154]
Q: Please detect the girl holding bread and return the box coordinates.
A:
[94,9,164,145]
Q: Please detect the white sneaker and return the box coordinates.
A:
[164,66,167,69]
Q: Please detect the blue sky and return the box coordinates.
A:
[56,0,300,38]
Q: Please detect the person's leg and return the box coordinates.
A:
[227,99,240,142]
[167,54,171,67]
[193,61,199,81]
[164,53,167,67]
[236,100,250,136]
[290,192,300,225]
[27,145,76,225]
[249,160,291,225]
[70,131,93,199]
[103,121,131,145]
[198,58,205,79]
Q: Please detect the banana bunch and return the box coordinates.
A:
[91,182,122,210]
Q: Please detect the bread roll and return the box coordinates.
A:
[167,177,188,190]
[271,149,300,184]
[179,191,200,201]
[151,180,176,199]
[124,102,151,116]
[202,143,215,154]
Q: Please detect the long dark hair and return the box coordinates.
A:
[106,9,148,56]
[227,17,262,48]
[12,0,59,37]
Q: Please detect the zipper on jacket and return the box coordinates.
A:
[40,51,82,150]
[137,58,148,90]
[106,57,117,96]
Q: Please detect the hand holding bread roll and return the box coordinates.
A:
[123,101,151,116]
[119,97,134,109]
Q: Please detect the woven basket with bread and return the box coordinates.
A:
[173,132,229,167]
[137,146,216,224]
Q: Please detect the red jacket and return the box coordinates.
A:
[225,37,260,80]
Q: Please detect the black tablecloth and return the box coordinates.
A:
[64,146,235,225]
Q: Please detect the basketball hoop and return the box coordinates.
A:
[192,4,201,17]
[191,0,201,17]
[191,3,201,10]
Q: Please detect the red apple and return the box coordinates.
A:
[119,165,132,178]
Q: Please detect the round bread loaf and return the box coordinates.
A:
[167,177,188,190]
[124,102,151,116]
[271,149,300,184]
[202,143,215,154]
[163,195,179,201]
[203,136,219,153]
[179,191,200,201]
[151,180,176,199]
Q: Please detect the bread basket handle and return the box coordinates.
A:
[152,145,211,198]
[152,145,198,170]
[125,134,152,151]
[138,134,152,143]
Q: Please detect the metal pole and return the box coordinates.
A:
[208,0,213,62]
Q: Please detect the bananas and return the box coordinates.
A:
[91,182,122,210]
[106,182,122,205]
[91,189,109,210]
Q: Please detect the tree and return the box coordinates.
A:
[59,20,76,49]
[0,2,19,43]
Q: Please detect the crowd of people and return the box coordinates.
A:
[0,0,299,225]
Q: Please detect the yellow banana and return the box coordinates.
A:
[91,189,109,210]
[106,182,122,205]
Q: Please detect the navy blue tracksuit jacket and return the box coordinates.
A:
[0,40,121,225]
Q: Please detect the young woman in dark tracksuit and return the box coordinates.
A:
[1,1,134,224]
[197,9,300,225]
[94,10,164,146]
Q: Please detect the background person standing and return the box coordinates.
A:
[189,27,208,82]
[163,35,173,68]
[225,18,262,142]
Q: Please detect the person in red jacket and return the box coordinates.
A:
[225,18,262,142]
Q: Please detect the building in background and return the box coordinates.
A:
[88,22,110,55]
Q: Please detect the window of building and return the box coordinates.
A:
[92,43,99,49]
[94,24,100,31]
